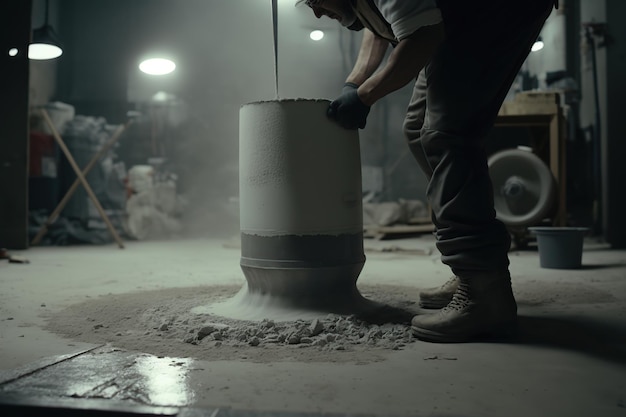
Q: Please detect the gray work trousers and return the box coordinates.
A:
[403,0,555,277]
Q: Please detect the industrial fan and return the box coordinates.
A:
[488,147,557,247]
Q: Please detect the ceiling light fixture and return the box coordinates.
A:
[310,30,324,41]
[29,0,63,60]
[139,58,177,75]
[531,36,544,52]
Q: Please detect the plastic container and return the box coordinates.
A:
[528,227,589,269]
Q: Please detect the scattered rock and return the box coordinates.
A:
[424,355,458,361]
[197,325,218,340]
[309,319,324,336]
[8,255,29,264]
[313,339,327,347]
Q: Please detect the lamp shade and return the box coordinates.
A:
[29,24,63,60]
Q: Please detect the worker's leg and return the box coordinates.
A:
[404,72,508,310]
[410,0,555,341]
[404,72,461,309]
[403,70,432,178]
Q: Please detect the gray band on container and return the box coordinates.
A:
[240,232,365,269]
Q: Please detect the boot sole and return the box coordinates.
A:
[411,319,518,343]
[418,297,453,309]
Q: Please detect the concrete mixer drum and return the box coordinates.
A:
[488,147,558,248]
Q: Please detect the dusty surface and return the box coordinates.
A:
[1,237,626,417]
[43,284,421,364]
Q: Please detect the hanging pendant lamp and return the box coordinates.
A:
[29,0,63,60]
[532,36,544,52]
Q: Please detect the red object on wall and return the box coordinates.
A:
[29,131,55,177]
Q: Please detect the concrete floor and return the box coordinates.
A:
[1,234,625,416]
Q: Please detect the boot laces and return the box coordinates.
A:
[444,282,471,311]
[440,275,458,290]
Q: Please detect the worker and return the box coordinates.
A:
[300,0,556,342]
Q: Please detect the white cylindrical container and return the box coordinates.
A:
[239,99,366,311]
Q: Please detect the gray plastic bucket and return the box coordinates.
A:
[528,227,589,269]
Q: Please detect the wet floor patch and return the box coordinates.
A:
[0,346,192,410]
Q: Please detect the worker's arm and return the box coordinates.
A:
[328,22,444,129]
[358,22,444,106]
[345,29,389,86]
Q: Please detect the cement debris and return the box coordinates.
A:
[43,285,422,363]
[174,315,415,352]
[0,248,30,264]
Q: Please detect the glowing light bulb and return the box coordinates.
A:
[29,43,62,60]
[139,58,176,75]
[310,30,324,41]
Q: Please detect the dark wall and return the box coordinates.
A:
[605,0,626,247]
[55,0,133,123]
[0,0,31,249]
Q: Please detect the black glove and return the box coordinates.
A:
[327,82,371,130]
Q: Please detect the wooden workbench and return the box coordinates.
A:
[495,91,567,226]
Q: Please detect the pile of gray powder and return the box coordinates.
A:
[168,315,415,351]
[45,285,422,363]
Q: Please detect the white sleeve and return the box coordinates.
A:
[373,0,443,41]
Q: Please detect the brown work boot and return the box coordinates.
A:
[419,276,459,309]
[411,272,517,343]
